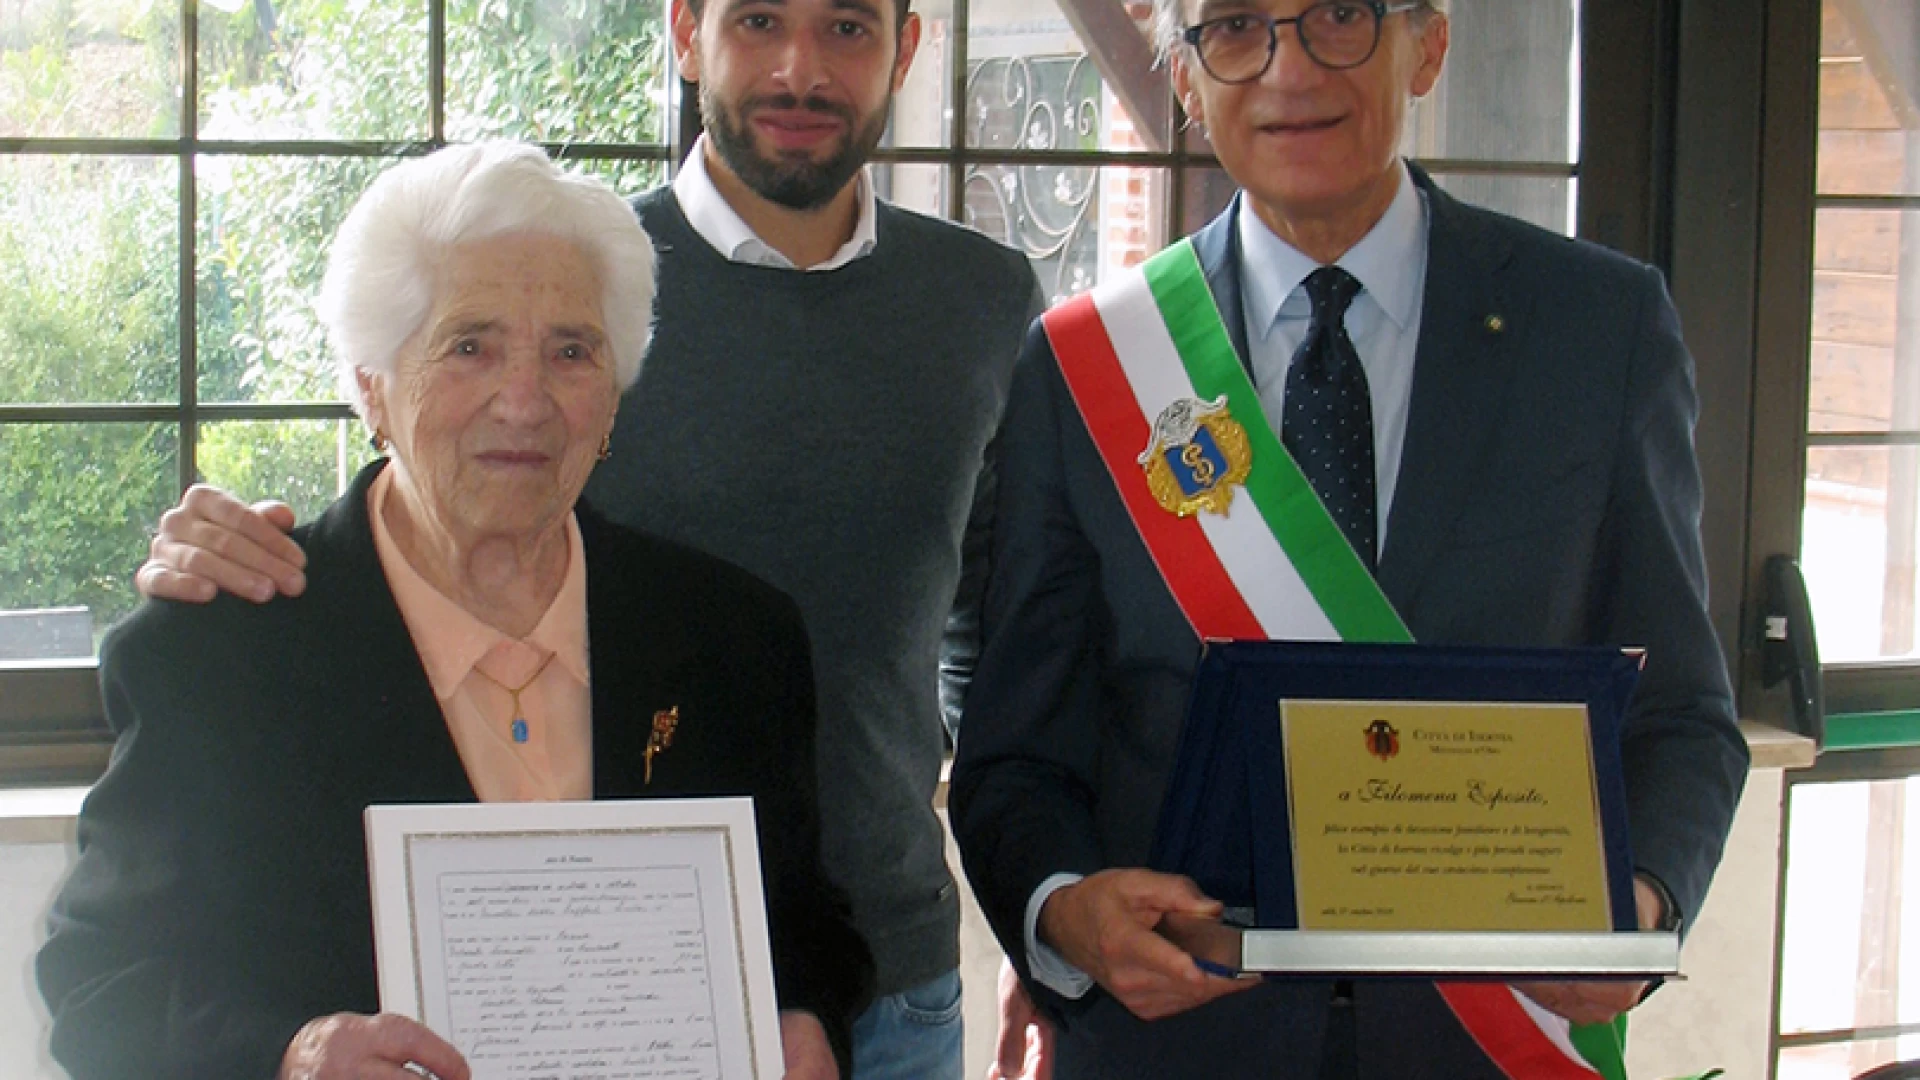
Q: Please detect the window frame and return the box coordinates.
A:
[1662,0,1819,734]
[1772,753,1920,1074]
[1742,0,1920,1071]
[0,0,1609,785]
[0,0,679,784]
[1743,0,1920,731]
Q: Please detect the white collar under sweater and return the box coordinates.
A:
[671,134,878,271]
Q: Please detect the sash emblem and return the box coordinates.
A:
[1137,396,1253,517]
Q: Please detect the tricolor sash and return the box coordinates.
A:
[1042,239,1630,1080]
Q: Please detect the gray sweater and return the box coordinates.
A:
[586,189,1042,995]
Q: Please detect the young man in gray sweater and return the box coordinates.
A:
[133,0,1043,1076]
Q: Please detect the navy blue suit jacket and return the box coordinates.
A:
[950,169,1750,1079]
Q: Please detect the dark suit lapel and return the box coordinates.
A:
[304,460,476,802]
[580,509,701,800]
[1375,172,1523,621]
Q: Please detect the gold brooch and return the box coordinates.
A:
[1138,396,1253,517]
[645,706,679,784]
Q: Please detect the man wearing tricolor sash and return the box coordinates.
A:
[950,1,1749,1077]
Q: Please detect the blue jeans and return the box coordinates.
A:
[849,968,964,1080]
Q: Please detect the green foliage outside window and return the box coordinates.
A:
[0,156,179,632]
[0,0,667,644]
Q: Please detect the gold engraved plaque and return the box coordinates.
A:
[1281,699,1612,933]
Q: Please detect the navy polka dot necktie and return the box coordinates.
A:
[1282,266,1377,573]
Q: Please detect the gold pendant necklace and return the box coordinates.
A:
[472,650,558,744]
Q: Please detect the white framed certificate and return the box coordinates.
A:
[364,798,782,1080]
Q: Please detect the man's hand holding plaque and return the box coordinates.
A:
[1037,869,1258,1020]
[1514,875,1668,1025]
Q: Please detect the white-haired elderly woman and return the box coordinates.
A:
[37,143,870,1080]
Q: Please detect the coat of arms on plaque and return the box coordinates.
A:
[1365,719,1401,762]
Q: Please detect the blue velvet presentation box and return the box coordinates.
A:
[1147,640,1679,979]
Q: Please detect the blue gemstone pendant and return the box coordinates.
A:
[511,717,529,744]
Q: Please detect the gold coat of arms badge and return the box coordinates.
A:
[1137,396,1253,517]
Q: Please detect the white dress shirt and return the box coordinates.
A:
[1238,159,1429,550]
[1025,163,1432,999]
[671,133,878,271]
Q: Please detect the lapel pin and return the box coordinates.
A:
[1484,314,1506,335]
[645,705,679,785]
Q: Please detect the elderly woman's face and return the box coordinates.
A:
[364,232,616,544]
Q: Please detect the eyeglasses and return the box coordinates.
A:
[1180,1,1425,84]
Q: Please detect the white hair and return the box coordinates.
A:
[317,142,655,417]
[1150,0,1447,63]
[1149,0,1184,61]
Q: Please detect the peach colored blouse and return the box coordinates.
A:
[367,467,591,802]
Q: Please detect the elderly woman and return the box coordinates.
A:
[37,144,870,1080]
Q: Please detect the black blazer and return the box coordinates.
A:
[38,460,873,1080]
[950,170,1751,1079]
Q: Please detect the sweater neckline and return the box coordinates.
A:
[643,188,891,287]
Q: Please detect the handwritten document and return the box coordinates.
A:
[440,867,720,1075]
[366,799,781,1080]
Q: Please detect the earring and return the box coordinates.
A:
[597,431,613,462]
[370,431,391,455]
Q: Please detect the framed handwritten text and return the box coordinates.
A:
[365,799,781,1080]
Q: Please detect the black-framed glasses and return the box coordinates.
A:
[1180,1,1425,84]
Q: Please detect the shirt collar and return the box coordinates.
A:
[368,466,591,699]
[1237,160,1427,338]
[671,133,878,271]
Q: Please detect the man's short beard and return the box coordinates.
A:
[702,86,891,211]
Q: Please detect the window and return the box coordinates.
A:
[1747,0,1920,738]
[1758,0,1920,1074]
[1778,773,1920,1078]
[0,0,670,629]
[0,0,672,781]
[1802,0,1920,674]
[1716,0,1920,734]
[864,0,1581,305]
[0,0,1587,783]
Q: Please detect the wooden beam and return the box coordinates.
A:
[1055,0,1173,153]
[1838,0,1920,126]
[1850,782,1906,1076]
